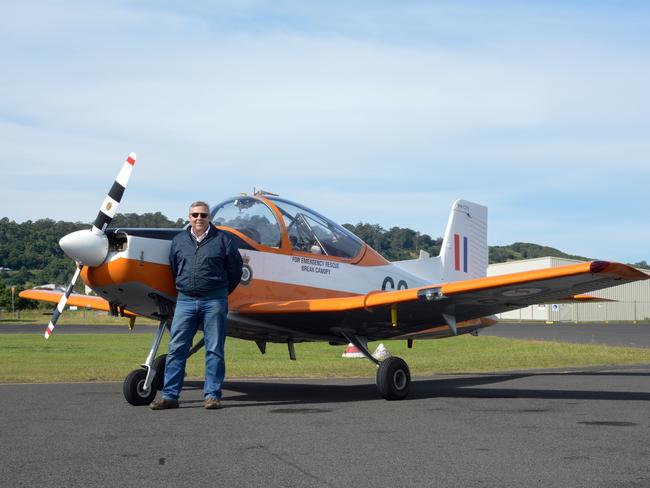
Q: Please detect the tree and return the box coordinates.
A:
[632,260,650,270]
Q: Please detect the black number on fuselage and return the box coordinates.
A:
[381,276,395,291]
[382,277,408,291]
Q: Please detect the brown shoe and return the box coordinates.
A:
[204,397,222,410]
[150,398,179,410]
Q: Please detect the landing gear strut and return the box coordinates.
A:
[123,318,169,406]
[340,332,411,401]
[122,315,207,406]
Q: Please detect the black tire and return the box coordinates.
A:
[376,356,411,400]
[152,354,167,391]
[123,368,157,406]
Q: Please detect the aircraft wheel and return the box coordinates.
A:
[376,356,411,400]
[152,354,167,391]
[123,368,157,406]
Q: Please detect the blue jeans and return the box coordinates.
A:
[162,297,228,401]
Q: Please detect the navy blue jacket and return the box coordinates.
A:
[169,225,243,298]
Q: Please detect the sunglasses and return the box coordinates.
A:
[190,212,208,218]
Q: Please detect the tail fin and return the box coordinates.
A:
[392,199,488,283]
[439,199,488,281]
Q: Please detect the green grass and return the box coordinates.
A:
[1,333,650,383]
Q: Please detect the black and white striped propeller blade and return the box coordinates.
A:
[92,152,136,234]
[44,265,82,339]
[45,152,137,339]
[58,153,136,266]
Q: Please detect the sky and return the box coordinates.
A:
[1,1,649,263]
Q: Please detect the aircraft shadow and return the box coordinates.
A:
[180,370,650,407]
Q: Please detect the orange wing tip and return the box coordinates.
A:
[589,261,610,273]
[592,261,650,279]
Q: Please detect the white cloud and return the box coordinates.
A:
[1,1,649,261]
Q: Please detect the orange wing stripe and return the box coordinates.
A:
[18,289,136,316]
[238,261,648,314]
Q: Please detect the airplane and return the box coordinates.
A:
[20,153,650,405]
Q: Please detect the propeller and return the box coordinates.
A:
[44,152,136,339]
[44,265,82,339]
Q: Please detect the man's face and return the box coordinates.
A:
[189,205,209,235]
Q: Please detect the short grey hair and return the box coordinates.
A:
[189,201,210,211]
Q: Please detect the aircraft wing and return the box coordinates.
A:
[18,289,136,316]
[235,261,648,341]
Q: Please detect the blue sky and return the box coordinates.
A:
[1,1,649,263]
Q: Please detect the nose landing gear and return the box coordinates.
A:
[123,368,157,406]
[123,318,169,406]
[122,315,207,406]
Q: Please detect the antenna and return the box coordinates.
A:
[254,188,279,197]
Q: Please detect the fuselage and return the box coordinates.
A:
[81,195,430,319]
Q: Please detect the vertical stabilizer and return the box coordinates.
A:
[392,199,488,284]
[439,200,488,281]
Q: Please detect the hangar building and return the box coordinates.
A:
[487,257,650,323]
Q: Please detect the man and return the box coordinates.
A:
[151,201,243,410]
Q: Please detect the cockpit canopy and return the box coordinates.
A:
[211,196,282,247]
[211,196,363,260]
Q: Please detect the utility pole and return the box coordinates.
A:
[11,286,15,317]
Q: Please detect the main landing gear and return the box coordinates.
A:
[342,333,411,400]
[122,317,205,406]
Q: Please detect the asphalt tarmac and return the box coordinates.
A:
[3,321,650,348]
[2,368,650,487]
[2,323,650,487]
[482,322,650,348]
[0,323,156,334]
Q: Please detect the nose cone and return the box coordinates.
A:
[59,230,109,267]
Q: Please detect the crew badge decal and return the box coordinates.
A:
[240,254,252,286]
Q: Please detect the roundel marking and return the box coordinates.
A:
[501,287,543,297]
[240,264,253,286]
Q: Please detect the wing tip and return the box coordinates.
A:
[589,260,650,280]
[589,260,611,273]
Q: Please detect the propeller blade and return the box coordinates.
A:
[47,152,137,338]
[92,152,136,235]
[58,152,137,266]
[44,265,82,339]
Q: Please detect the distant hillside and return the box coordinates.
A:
[489,242,591,264]
[0,213,186,308]
[343,224,649,270]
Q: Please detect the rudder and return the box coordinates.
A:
[439,199,488,281]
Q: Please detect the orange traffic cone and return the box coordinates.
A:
[342,342,365,358]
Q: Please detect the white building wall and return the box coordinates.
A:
[487,257,650,322]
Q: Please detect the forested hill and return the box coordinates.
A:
[345,224,649,269]
[489,242,592,263]
[0,213,185,291]
[1,214,648,310]
[336,224,649,269]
